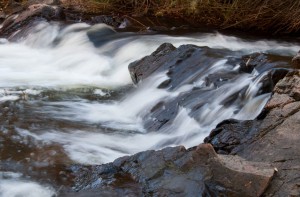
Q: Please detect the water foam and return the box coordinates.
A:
[0,22,298,166]
[0,172,56,197]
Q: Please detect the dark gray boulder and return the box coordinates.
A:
[70,144,274,197]
[128,43,233,88]
[128,43,176,84]
[128,43,290,132]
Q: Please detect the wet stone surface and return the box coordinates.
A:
[67,44,294,197]
[0,4,298,195]
[129,43,290,132]
[70,144,274,197]
[206,71,300,196]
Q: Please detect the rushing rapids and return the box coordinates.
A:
[0,21,299,196]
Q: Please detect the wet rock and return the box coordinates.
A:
[129,43,289,131]
[239,53,267,73]
[204,119,259,154]
[128,43,176,84]
[142,88,218,131]
[206,71,300,196]
[91,15,124,28]
[0,4,64,37]
[205,73,299,151]
[205,71,237,87]
[129,43,289,89]
[129,43,235,89]
[239,53,287,74]
[72,144,274,197]
[258,68,290,95]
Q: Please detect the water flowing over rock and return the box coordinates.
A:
[129,43,290,132]
[64,44,295,196]
[0,11,299,196]
[206,71,300,196]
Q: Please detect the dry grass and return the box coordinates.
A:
[2,0,300,33]
[90,0,300,34]
[0,0,10,11]
[60,0,110,13]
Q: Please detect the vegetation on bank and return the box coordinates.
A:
[2,0,300,34]
[59,0,300,34]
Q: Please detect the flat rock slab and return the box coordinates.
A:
[70,144,274,197]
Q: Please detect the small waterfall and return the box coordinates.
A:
[0,21,298,195]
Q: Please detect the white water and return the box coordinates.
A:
[0,172,56,197]
[0,21,298,196]
[0,22,298,89]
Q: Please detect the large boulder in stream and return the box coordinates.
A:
[128,44,288,86]
[68,144,274,197]
[128,43,237,87]
[205,71,300,196]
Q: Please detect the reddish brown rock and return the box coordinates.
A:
[264,93,295,110]
[292,51,300,69]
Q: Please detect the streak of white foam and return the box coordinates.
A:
[0,172,56,197]
[0,95,19,102]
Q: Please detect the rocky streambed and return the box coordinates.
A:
[0,1,300,197]
[64,46,300,197]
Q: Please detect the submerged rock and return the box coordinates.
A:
[70,144,274,197]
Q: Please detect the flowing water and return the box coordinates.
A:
[0,21,299,196]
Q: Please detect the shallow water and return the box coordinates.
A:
[0,21,298,196]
